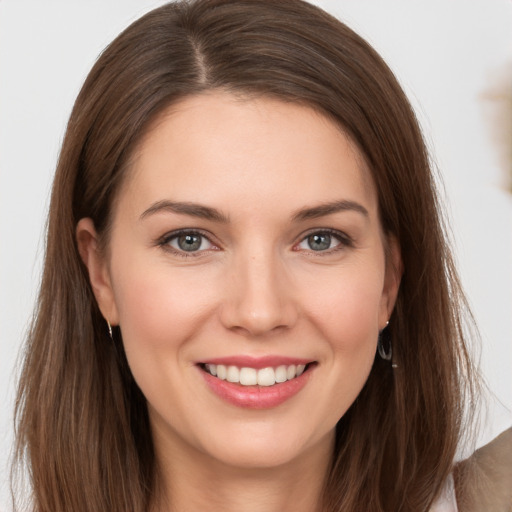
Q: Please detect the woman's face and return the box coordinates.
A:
[79,93,400,471]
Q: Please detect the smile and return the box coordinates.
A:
[198,358,316,409]
[203,363,307,387]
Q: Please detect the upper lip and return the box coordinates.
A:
[198,355,314,369]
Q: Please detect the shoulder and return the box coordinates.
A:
[454,427,512,512]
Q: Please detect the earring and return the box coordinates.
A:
[107,319,113,340]
[377,320,393,361]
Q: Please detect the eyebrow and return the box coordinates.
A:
[139,198,368,223]
[291,200,369,221]
[140,200,229,223]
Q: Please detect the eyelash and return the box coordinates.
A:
[157,228,354,258]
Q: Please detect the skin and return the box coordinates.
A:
[77,93,401,512]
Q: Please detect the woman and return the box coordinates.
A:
[13,0,482,510]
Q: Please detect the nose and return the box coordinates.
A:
[219,247,299,337]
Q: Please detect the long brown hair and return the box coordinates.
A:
[13,1,479,510]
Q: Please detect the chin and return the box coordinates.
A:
[193,419,334,471]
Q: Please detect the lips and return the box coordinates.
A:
[197,356,316,409]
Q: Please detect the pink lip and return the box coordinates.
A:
[199,355,312,369]
[198,362,315,409]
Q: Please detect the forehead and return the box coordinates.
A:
[120,92,378,220]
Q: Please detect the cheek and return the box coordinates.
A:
[110,259,218,356]
[109,261,222,422]
[299,261,385,352]
[287,261,385,432]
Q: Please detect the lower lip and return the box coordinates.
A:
[200,366,313,409]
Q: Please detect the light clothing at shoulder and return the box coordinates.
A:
[430,473,458,512]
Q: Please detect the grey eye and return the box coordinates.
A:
[178,234,202,251]
[307,233,332,251]
[297,231,342,252]
[168,233,212,252]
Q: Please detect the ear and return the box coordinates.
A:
[76,218,119,325]
[379,235,402,329]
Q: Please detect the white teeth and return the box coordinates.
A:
[204,363,310,386]
[257,367,276,386]
[239,367,258,385]
[216,364,226,380]
[226,365,240,383]
[205,363,217,376]
[275,365,288,383]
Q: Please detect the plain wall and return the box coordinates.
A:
[1,1,511,509]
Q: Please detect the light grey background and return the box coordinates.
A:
[1,1,511,509]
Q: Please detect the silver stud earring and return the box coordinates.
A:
[107,320,113,340]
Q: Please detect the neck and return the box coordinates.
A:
[151,427,334,512]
